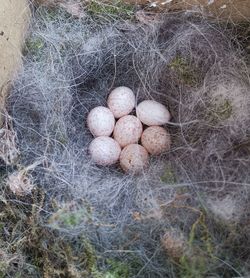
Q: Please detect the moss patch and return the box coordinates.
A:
[104,259,130,278]
[212,99,233,121]
[161,165,176,184]
[208,98,233,125]
[86,0,134,19]
[0,188,104,277]
[24,37,45,59]
[170,56,199,86]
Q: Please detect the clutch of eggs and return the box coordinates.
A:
[87,86,171,173]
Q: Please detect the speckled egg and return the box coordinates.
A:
[136,100,171,126]
[141,126,171,155]
[89,136,121,166]
[120,144,149,173]
[87,106,115,137]
[107,86,136,118]
[113,115,143,147]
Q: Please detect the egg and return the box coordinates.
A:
[113,115,143,147]
[141,126,171,155]
[120,144,149,173]
[136,100,171,126]
[87,106,115,137]
[89,136,121,166]
[107,86,136,118]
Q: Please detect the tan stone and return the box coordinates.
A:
[0,0,30,125]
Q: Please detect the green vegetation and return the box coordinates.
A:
[24,37,45,59]
[0,188,103,277]
[0,186,144,277]
[170,207,245,278]
[170,56,199,86]
[179,209,214,278]
[210,98,233,123]
[104,260,130,278]
[86,0,134,19]
[49,202,91,229]
[161,165,176,184]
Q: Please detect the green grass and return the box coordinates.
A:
[178,209,213,277]
[86,0,135,19]
[170,207,246,278]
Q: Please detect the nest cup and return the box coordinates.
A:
[8,7,250,277]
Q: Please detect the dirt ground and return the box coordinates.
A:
[0,0,30,126]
